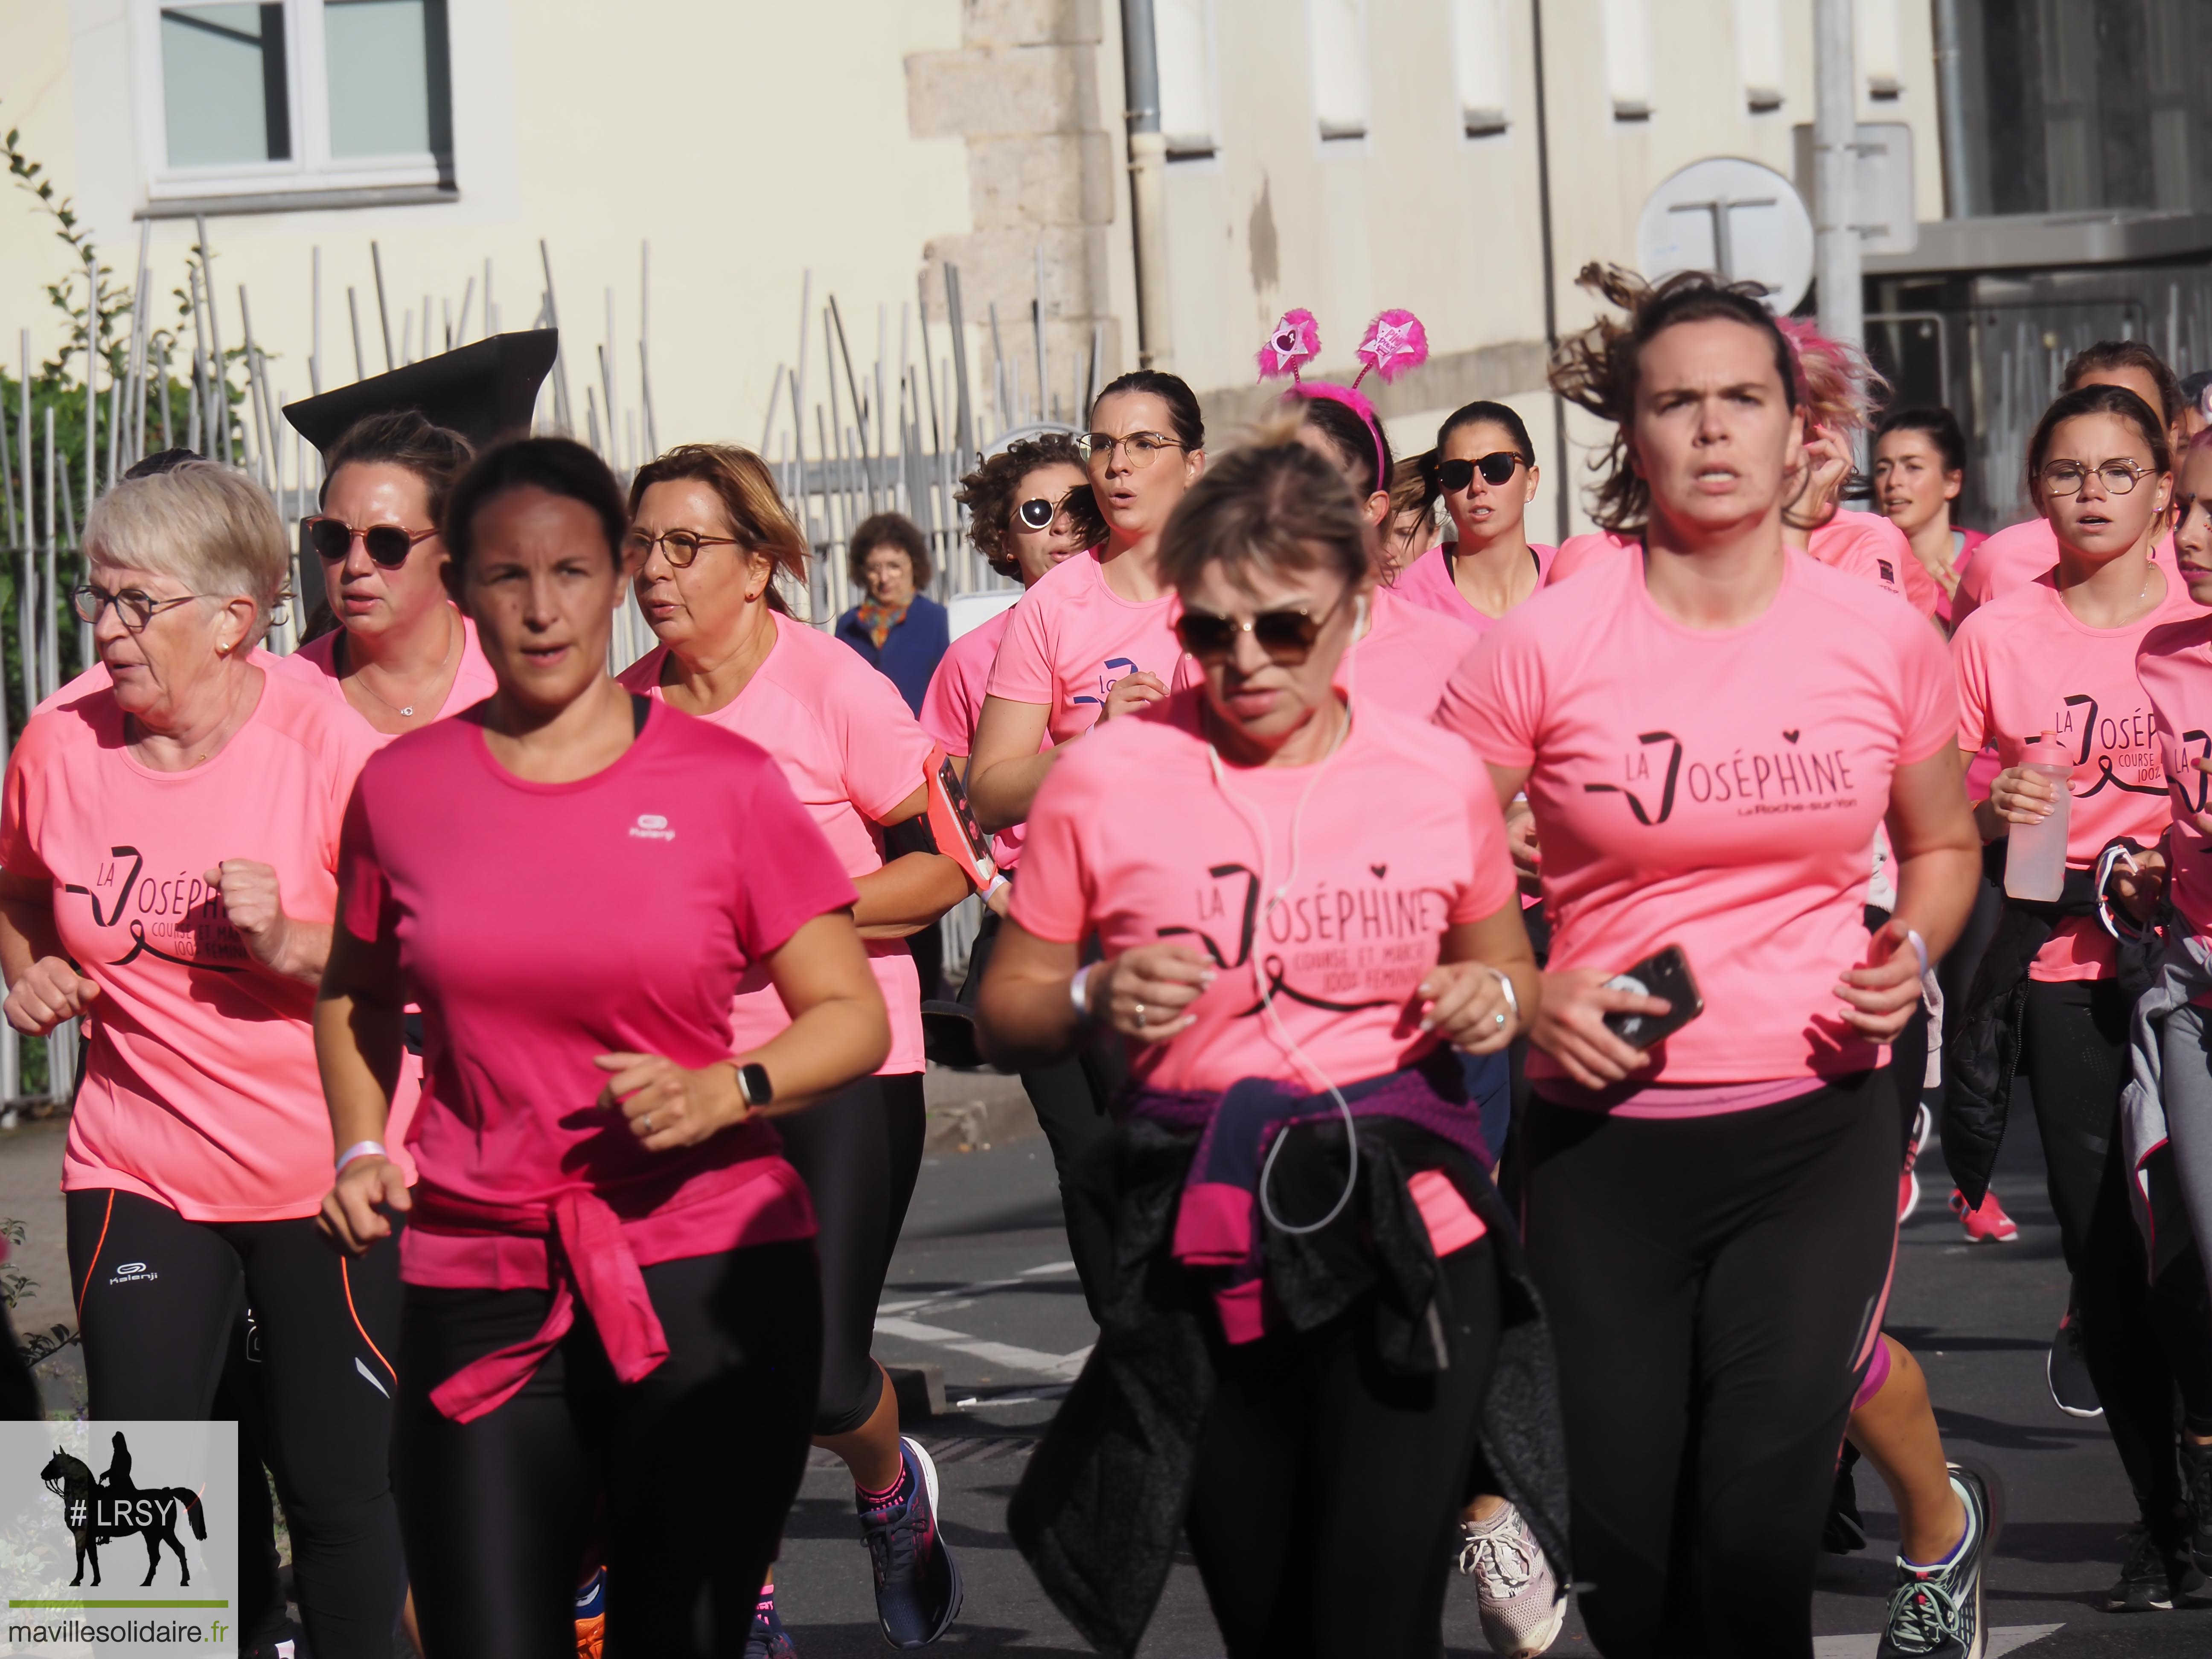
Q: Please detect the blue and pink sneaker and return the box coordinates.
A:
[745,1581,797,1658]
[857,1436,962,1649]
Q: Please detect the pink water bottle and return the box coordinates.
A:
[2003,730,2072,902]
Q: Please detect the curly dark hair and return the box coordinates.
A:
[1549,263,1799,534]
[955,433,1104,577]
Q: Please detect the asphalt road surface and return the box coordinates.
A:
[2,1079,2209,1655]
[770,1089,2212,1658]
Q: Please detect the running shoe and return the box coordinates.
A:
[1456,1499,1565,1656]
[858,1436,961,1649]
[2047,1301,2103,1419]
[2104,1524,2205,1611]
[1948,1187,2018,1243]
[1875,1461,2002,1659]
[574,1566,605,1659]
[2185,1438,2212,1572]
[745,1582,797,1659]
[1899,1103,1932,1225]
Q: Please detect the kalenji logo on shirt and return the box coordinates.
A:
[105,1260,156,1287]
[1584,728,1860,824]
[628,814,676,842]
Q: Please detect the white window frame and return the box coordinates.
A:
[1306,0,1372,147]
[1155,0,1221,162]
[1734,0,1785,114]
[136,0,454,213]
[1602,0,1654,123]
[1450,0,1512,140]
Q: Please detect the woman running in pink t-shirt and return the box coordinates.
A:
[0,463,397,1658]
[1874,406,1984,630]
[1438,266,1985,1657]
[1948,383,2212,1609]
[1391,403,1556,632]
[617,442,971,1651]
[977,435,1559,1659]
[966,371,1207,833]
[316,438,891,1658]
[276,410,498,736]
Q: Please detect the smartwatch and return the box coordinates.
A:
[737,1062,774,1109]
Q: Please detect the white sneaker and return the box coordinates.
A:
[1458,1501,1566,1657]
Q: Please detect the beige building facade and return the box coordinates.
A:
[3,1,1949,548]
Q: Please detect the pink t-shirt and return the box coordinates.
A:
[985,548,1195,743]
[1390,542,1558,633]
[2137,614,2212,938]
[267,614,500,732]
[337,701,856,1288]
[1806,509,1914,610]
[1951,518,2187,626]
[0,669,382,1220]
[919,605,1034,870]
[1438,548,1956,1094]
[1546,530,1639,586]
[1952,572,2195,979]
[619,614,928,1074]
[1339,587,1478,718]
[1012,691,1516,1095]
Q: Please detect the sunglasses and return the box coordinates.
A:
[305,516,439,568]
[1016,485,1095,530]
[1174,590,1349,666]
[1438,453,1523,492]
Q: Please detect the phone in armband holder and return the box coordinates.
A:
[923,748,1000,894]
[1601,944,1705,1049]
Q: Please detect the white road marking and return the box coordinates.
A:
[872,1316,1093,1379]
[876,1259,1079,1318]
[1813,1626,2062,1658]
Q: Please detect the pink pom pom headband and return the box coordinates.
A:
[1256,307,1432,489]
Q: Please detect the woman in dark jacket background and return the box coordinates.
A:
[836,513,949,714]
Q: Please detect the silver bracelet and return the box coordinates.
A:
[1069,963,1097,1025]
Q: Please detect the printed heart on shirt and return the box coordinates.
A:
[1371,864,1388,879]
[1783,729,1801,744]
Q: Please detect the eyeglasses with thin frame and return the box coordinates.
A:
[1438,453,1524,492]
[1174,588,1351,666]
[72,582,215,634]
[2038,459,2155,498]
[622,527,744,568]
[303,515,439,568]
[1077,431,1185,471]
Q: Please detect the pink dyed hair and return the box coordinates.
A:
[1774,316,1890,437]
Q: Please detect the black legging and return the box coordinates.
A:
[1184,1237,1502,1658]
[1520,1074,1896,1658]
[393,1240,821,1659]
[774,1072,927,1435]
[66,1188,405,1658]
[961,910,1121,1318]
[2020,979,2212,1540]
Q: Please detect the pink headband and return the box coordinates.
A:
[1256,307,1431,490]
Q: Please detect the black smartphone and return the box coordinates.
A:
[1600,944,1705,1049]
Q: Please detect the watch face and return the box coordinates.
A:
[740,1062,774,1107]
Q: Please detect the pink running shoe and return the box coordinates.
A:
[1458,1501,1565,1656]
[1950,1187,2019,1243]
[1898,1104,1931,1225]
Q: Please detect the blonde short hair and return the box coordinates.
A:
[83,461,289,629]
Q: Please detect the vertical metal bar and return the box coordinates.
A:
[348,287,367,382]
[44,405,58,700]
[196,218,231,465]
[456,275,475,349]
[84,243,98,516]
[17,332,29,554]
[917,272,942,455]
[370,240,396,371]
[945,264,972,466]
[540,241,573,434]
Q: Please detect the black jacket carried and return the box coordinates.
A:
[1943,853,2160,1207]
[1006,1114,1568,1659]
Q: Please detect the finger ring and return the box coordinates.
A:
[641,1112,655,1133]
[1132,1001,1147,1028]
